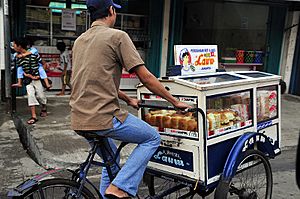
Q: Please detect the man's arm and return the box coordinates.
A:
[16,51,32,58]
[133,65,190,109]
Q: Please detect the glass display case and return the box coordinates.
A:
[237,72,279,123]
[141,95,199,139]
[182,74,243,85]
[25,5,149,50]
[237,72,272,78]
[206,90,252,137]
[26,5,89,46]
[26,6,51,46]
[257,86,278,122]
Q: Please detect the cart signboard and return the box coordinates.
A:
[174,45,218,75]
[151,146,194,172]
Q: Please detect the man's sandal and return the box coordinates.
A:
[46,85,52,91]
[27,117,38,125]
[40,110,47,117]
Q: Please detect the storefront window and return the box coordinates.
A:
[182,0,269,69]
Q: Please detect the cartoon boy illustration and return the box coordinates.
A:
[180,48,191,71]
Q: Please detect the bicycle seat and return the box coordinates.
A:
[76,131,105,140]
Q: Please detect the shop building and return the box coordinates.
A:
[163,0,300,97]
[2,0,300,96]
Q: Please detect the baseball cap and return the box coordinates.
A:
[86,0,122,10]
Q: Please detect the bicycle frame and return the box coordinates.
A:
[7,138,128,199]
[7,168,70,197]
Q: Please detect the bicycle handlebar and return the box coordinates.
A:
[138,103,200,113]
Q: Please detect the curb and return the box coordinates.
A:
[11,113,134,169]
[12,114,82,169]
[12,114,42,166]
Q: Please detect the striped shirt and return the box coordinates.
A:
[16,53,41,77]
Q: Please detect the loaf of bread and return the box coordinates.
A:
[149,114,157,126]
[187,119,197,131]
[144,109,198,131]
[162,115,171,128]
[178,117,189,130]
[145,113,151,124]
[155,115,164,128]
[170,116,181,129]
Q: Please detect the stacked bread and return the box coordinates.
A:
[207,109,239,131]
[144,110,198,131]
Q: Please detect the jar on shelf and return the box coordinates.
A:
[235,50,245,63]
[254,51,264,64]
[244,51,255,63]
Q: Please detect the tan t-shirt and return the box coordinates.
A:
[70,21,144,130]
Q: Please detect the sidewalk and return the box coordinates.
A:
[12,92,300,170]
[13,91,138,169]
[281,94,300,148]
[0,101,45,197]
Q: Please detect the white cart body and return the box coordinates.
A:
[137,71,281,187]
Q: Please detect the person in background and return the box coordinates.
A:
[12,42,52,90]
[12,37,47,124]
[70,0,191,198]
[56,41,72,96]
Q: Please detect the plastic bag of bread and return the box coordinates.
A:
[231,104,248,121]
[257,91,270,121]
[207,113,216,131]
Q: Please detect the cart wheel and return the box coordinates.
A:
[214,149,272,199]
[143,173,196,199]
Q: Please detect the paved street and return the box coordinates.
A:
[2,142,297,198]
[0,93,300,198]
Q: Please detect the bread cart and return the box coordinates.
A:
[138,71,281,198]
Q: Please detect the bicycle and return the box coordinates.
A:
[8,107,275,199]
[8,130,132,199]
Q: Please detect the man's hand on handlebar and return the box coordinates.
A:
[173,101,192,111]
[127,98,140,110]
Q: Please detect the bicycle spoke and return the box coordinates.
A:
[22,179,95,199]
[224,151,272,199]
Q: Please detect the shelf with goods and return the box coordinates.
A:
[220,50,265,71]
[116,13,149,89]
[25,5,89,46]
[116,13,150,53]
[25,6,149,90]
[220,63,263,71]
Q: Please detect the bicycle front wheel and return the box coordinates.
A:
[215,149,273,199]
[22,178,97,199]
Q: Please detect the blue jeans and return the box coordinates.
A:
[82,113,160,198]
[17,64,47,79]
